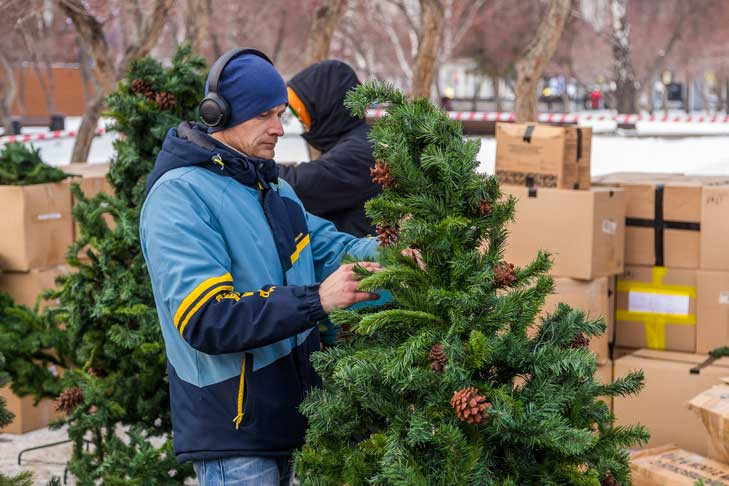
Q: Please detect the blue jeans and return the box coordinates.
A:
[193,456,293,486]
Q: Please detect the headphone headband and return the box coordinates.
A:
[199,47,274,128]
[206,47,273,96]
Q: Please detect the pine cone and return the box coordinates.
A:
[56,386,84,413]
[376,223,398,247]
[601,474,620,486]
[450,387,490,424]
[155,92,177,111]
[88,367,106,378]
[130,78,155,100]
[428,344,447,372]
[370,160,395,187]
[477,200,493,217]
[567,333,591,350]
[494,262,516,288]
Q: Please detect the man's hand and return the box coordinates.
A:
[319,262,383,314]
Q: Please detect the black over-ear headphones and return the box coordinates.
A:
[198,47,274,128]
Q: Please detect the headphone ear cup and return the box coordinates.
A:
[199,93,230,128]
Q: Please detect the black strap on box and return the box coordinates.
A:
[522,125,535,143]
[624,183,701,267]
[576,128,583,162]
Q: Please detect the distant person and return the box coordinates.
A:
[278,60,379,238]
[591,88,602,110]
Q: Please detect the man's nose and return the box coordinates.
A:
[270,117,284,136]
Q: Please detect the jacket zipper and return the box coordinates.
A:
[232,354,246,430]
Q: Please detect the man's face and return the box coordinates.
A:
[223,104,287,159]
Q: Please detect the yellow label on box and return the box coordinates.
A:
[617,266,696,350]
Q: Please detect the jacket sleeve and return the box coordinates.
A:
[305,209,380,282]
[140,179,327,356]
[277,139,378,215]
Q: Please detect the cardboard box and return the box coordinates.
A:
[696,270,729,355]
[593,173,729,269]
[688,385,729,463]
[701,185,729,271]
[630,445,729,486]
[0,264,70,308]
[613,349,729,455]
[0,181,73,271]
[502,186,625,279]
[615,266,697,352]
[0,386,58,434]
[61,162,113,199]
[495,123,591,190]
[540,276,614,363]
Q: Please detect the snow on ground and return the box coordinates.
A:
[475,134,729,176]
[18,115,729,177]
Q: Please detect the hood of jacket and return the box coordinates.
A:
[146,121,279,194]
[287,60,365,153]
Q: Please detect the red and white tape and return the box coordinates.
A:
[0,127,106,145]
[367,109,729,124]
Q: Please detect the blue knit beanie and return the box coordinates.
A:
[206,53,288,132]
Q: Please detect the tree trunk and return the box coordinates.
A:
[0,52,16,134]
[205,0,222,58]
[59,0,173,162]
[185,0,208,55]
[685,73,692,114]
[514,0,572,122]
[471,77,482,111]
[492,75,502,112]
[611,0,637,114]
[70,95,103,162]
[411,0,444,99]
[306,0,348,65]
[271,7,289,64]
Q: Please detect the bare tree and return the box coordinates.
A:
[610,0,637,113]
[57,0,174,163]
[306,0,348,65]
[514,0,572,122]
[410,0,443,98]
[0,51,17,133]
[184,0,209,55]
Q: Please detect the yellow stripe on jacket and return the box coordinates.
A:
[174,273,233,329]
[290,234,311,265]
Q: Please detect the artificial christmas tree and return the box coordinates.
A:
[295,82,648,485]
[0,46,206,484]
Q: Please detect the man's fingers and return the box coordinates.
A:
[351,291,380,304]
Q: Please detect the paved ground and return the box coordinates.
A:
[1,426,72,484]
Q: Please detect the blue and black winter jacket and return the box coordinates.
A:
[140,123,379,462]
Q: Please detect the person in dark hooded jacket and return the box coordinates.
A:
[278,60,380,237]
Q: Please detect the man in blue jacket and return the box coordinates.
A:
[140,48,382,486]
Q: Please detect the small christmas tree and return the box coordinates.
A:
[0,46,206,484]
[294,82,648,485]
[0,142,69,185]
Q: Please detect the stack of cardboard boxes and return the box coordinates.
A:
[495,123,620,388]
[496,123,729,483]
[589,173,729,462]
[0,162,111,434]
